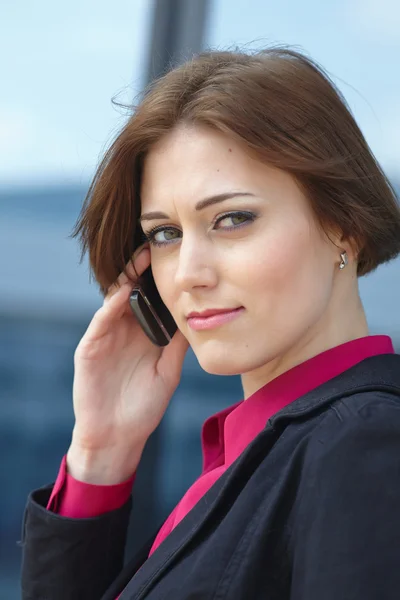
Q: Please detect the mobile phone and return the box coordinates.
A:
[129,266,177,346]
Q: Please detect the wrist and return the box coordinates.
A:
[66,438,145,485]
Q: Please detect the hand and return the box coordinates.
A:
[67,244,189,483]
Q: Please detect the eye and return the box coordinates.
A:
[214,211,255,230]
[143,210,256,247]
[143,226,181,247]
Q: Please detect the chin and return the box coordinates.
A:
[192,340,254,377]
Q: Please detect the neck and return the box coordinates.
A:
[240,289,368,400]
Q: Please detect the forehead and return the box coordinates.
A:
[140,124,308,215]
[143,124,236,171]
[141,125,257,206]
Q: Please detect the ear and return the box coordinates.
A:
[339,234,360,263]
[324,223,358,261]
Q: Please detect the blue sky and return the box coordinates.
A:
[1,0,399,187]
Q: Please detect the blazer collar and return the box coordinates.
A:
[222,335,394,467]
[269,352,400,428]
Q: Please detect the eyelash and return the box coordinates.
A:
[143,211,257,247]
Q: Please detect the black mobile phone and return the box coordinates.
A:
[129,266,177,346]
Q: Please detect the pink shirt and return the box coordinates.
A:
[47,335,394,596]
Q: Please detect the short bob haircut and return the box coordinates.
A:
[71,45,400,295]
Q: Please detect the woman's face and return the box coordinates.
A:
[140,124,345,385]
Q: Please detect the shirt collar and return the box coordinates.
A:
[201,335,395,470]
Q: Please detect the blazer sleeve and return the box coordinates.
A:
[20,483,132,600]
[290,394,400,600]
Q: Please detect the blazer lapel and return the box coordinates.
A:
[100,532,157,600]
[118,423,278,600]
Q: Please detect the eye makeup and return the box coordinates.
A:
[142,210,257,247]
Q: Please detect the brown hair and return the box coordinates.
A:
[71,45,400,294]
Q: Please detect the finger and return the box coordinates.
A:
[86,281,138,341]
[105,245,150,302]
[124,245,151,282]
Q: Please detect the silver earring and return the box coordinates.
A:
[339,251,348,270]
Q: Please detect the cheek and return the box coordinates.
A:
[228,226,306,288]
[234,226,333,316]
[151,258,177,307]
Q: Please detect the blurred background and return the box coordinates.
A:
[1,0,399,597]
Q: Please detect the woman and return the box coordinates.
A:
[21,46,400,599]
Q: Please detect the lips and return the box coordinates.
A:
[186,308,242,319]
[186,307,245,331]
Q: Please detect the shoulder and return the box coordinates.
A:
[311,388,400,450]
[288,392,400,597]
[299,389,400,497]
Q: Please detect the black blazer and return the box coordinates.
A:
[21,353,400,600]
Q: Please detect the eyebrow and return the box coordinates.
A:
[139,192,256,223]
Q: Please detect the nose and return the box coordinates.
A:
[174,235,218,292]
